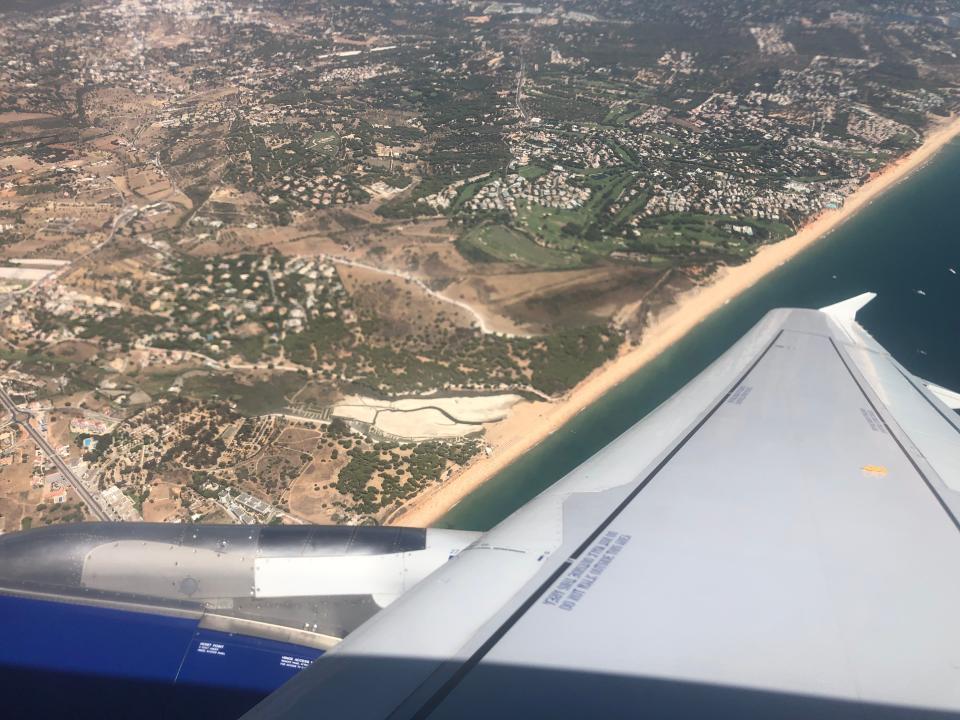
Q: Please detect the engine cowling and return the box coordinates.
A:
[0,523,479,645]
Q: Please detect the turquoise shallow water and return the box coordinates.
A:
[440,140,960,531]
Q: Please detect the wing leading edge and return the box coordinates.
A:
[245,299,960,720]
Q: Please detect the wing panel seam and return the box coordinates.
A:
[398,329,786,720]
[828,339,960,533]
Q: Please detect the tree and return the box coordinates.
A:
[584,225,603,242]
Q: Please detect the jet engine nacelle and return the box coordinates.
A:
[0,523,479,643]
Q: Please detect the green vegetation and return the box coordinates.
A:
[76,312,166,347]
[335,438,481,516]
[83,433,113,462]
[182,373,307,416]
[306,131,340,155]
[457,224,582,269]
[319,304,616,395]
[518,165,548,180]
[627,213,792,263]
[282,315,350,366]
[514,201,617,255]
[524,327,621,395]
[15,183,59,195]
[380,174,412,189]
[375,175,449,218]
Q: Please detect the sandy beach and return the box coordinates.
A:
[389,114,960,528]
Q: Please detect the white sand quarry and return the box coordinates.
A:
[330,394,522,441]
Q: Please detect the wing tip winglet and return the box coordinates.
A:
[926,382,960,410]
[819,292,877,321]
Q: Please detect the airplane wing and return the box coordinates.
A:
[244,294,960,719]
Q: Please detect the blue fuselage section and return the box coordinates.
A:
[0,594,323,719]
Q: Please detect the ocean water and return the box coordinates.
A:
[440,139,960,531]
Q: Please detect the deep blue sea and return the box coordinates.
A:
[441,139,960,531]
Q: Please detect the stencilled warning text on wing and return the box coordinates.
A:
[727,385,753,405]
[542,531,631,612]
[860,407,888,434]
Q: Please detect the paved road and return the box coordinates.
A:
[0,387,109,521]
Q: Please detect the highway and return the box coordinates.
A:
[0,386,110,521]
[515,57,527,122]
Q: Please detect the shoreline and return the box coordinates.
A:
[387,114,960,529]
